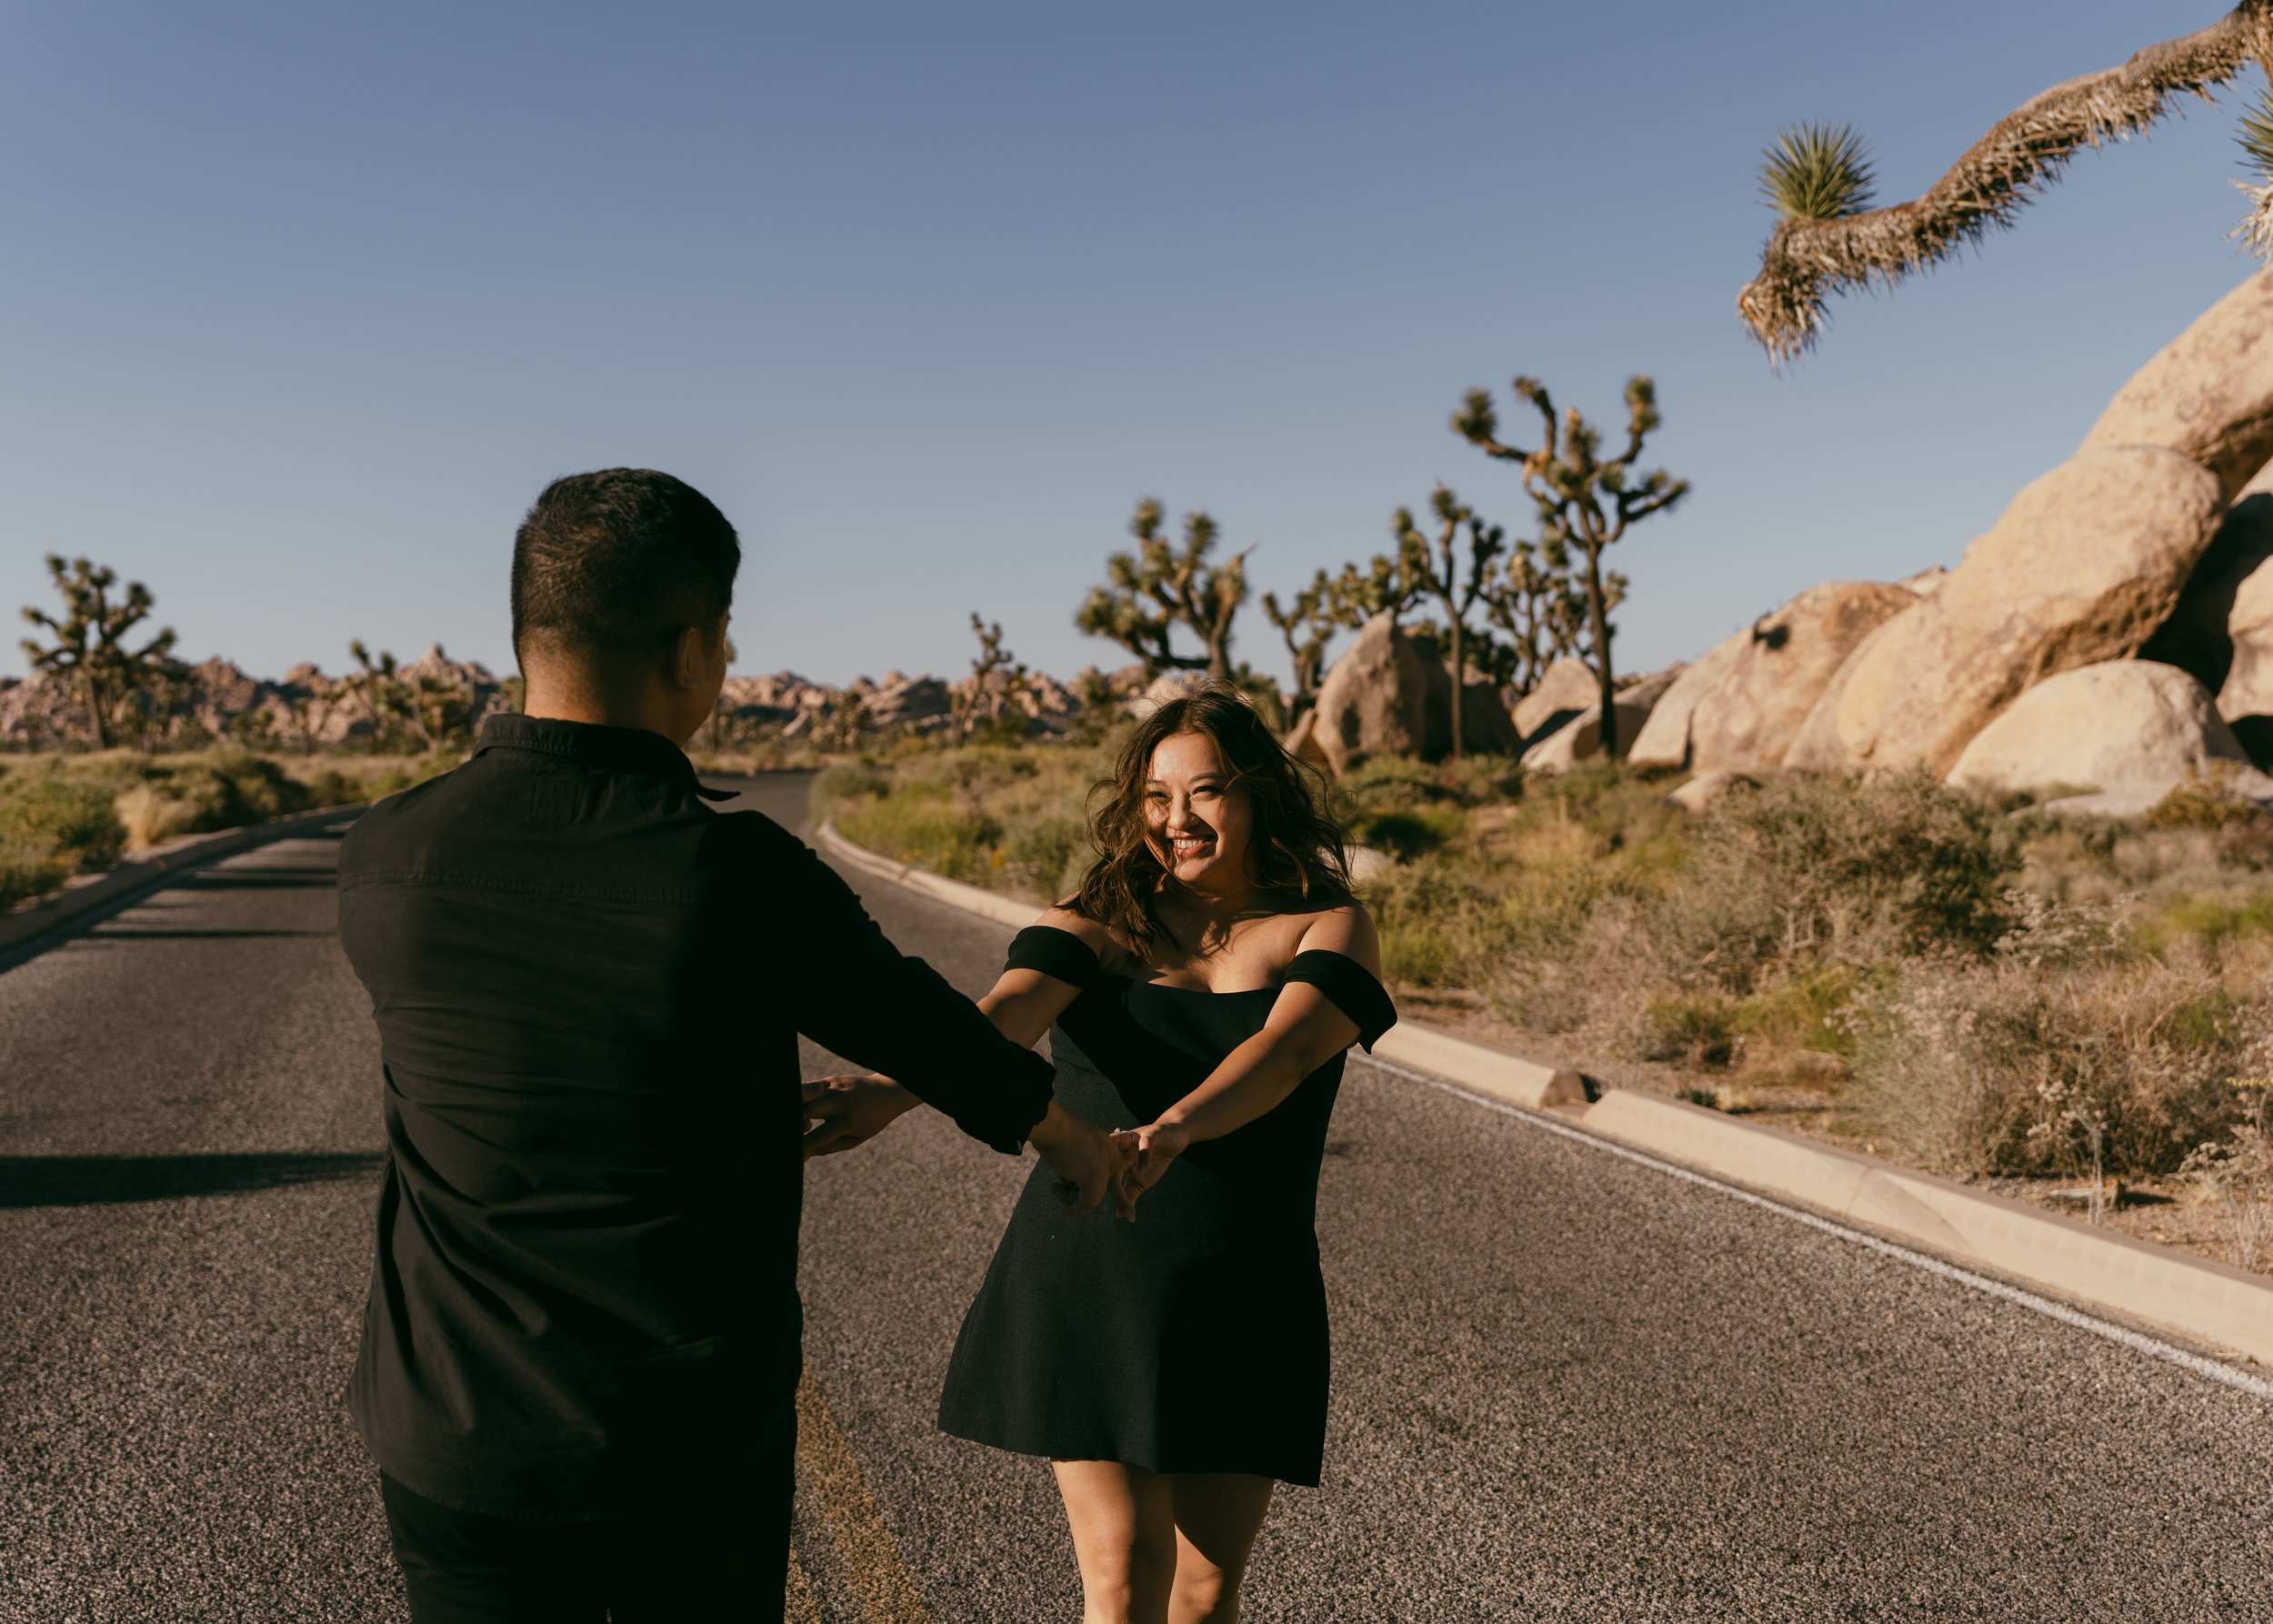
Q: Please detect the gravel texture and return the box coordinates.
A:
[4,777,2273,1622]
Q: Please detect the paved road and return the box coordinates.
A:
[5,772,2273,1621]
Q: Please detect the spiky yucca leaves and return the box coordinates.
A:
[1261,569,1341,721]
[1759,122,1877,221]
[1394,484,1506,760]
[2238,81,2273,255]
[1074,497,1251,681]
[1740,1,2273,364]
[21,555,178,750]
[1329,536,1427,627]
[1478,534,1587,697]
[1456,375,1687,756]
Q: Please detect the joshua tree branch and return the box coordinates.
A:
[1741,1,2273,363]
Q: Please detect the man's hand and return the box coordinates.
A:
[1112,1119,1190,1218]
[1028,1101,1135,1216]
[802,1074,919,1158]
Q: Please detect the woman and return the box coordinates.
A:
[816,685,1394,1623]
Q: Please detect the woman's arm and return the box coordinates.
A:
[803,907,1101,1156]
[1117,907,1383,1200]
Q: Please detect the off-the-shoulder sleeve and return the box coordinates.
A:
[1005,924,1103,988]
[1283,949,1397,1051]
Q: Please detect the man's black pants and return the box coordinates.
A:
[379,1419,796,1623]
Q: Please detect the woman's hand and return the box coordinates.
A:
[1111,1119,1191,1218]
[802,1074,920,1158]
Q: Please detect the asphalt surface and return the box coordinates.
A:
[5,771,2273,1620]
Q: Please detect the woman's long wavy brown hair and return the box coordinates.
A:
[1068,683,1355,954]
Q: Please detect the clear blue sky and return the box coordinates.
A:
[3,0,2264,688]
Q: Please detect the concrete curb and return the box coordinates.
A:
[817,818,2273,1369]
[816,821,1036,929]
[1584,1090,2273,1367]
[0,802,368,958]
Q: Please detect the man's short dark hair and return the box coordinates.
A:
[511,469,741,667]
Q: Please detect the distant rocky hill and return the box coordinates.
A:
[0,645,1105,749]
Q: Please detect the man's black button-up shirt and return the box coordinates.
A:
[335,713,1055,1519]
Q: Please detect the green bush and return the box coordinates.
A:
[142,750,311,833]
[1647,768,2019,988]
[812,760,892,820]
[0,770,126,870]
[836,784,1003,884]
[0,847,70,909]
[1001,816,1087,901]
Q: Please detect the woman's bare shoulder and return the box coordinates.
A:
[1033,906,1134,970]
[1287,899,1382,977]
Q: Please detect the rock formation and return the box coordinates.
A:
[1511,658,1598,744]
[2137,461,2273,697]
[2079,269,2273,502]
[1684,582,1919,775]
[1782,446,2226,775]
[1945,660,2268,802]
[1517,698,1658,774]
[1308,615,1427,775]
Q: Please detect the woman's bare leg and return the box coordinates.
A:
[1052,1460,1178,1624]
[1166,1474,1274,1624]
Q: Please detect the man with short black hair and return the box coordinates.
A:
[336,468,1123,1621]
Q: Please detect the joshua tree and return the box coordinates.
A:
[1328,536,1427,628]
[346,641,409,747]
[956,613,1033,741]
[122,653,197,752]
[1455,376,1687,756]
[407,667,476,752]
[1260,570,1341,724]
[1076,498,1251,681]
[1739,3,2273,364]
[1480,534,1585,697]
[21,555,179,749]
[1393,485,1506,760]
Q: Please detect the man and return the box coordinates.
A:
[335,468,1125,1621]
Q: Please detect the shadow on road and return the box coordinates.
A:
[178,873,341,890]
[0,1152,385,1208]
[79,928,335,941]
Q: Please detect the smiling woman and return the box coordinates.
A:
[911,681,1395,1624]
[1072,686,1357,957]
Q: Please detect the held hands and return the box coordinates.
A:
[1108,1119,1190,1218]
[802,1073,920,1158]
[1028,1102,1143,1218]
[804,1081,1189,1224]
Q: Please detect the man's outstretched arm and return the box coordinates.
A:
[761,825,1123,1211]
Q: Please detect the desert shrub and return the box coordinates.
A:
[0,843,69,909]
[114,783,196,849]
[1381,920,1459,986]
[2217,814,2273,870]
[140,750,310,832]
[1337,755,1458,814]
[1644,994,1739,1067]
[1349,805,1466,862]
[2182,1079,2273,1270]
[0,769,126,870]
[2147,769,2271,829]
[834,782,1003,884]
[296,767,365,808]
[1644,769,2018,991]
[811,760,893,821]
[1841,895,2267,1178]
[1001,816,1087,901]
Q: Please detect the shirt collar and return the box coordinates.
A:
[473,713,738,801]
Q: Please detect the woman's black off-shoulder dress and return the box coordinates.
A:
[936,925,1397,1487]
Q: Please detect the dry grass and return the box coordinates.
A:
[0,747,459,911]
[113,783,197,851]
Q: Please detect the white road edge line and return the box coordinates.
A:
[1357,1053,2273,1406]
